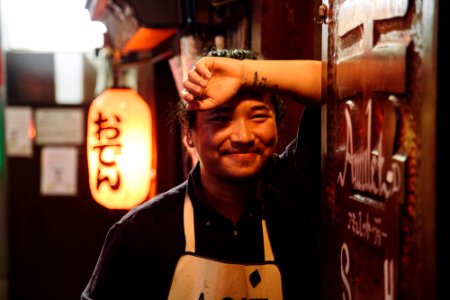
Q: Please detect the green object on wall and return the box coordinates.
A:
[0,99,4,173]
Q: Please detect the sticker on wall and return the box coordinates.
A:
[35,108,84,145]
[40,147,78,196]
[5,106,34,157]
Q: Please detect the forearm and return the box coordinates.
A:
[241,60,324,106]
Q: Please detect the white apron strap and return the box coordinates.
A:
[183,192,196,252]
[183,192,275,261]
[262,219,275,261]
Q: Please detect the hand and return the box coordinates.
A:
[181,57,245,110]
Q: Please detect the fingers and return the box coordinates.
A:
[181,76,203,103]
[193,59,212,80]
[187,67,208,88]
[185,59,212,90]
[182,60,212,102]
[180,85,206,104]
[183,80,203,97]
[181,89,194,101]
[181,92,214,111]
[181,57,216,108]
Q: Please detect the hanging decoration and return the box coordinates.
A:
[87,87,154,209]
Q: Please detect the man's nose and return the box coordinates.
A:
[230,119,255,144]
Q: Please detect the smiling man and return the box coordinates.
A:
[82,49,323,300]
[184,92,279,225]
[191,93,278,180]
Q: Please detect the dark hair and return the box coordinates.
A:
[177,49,285,130]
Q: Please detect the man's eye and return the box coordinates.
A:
[252,114,270,120]
[209,116,230,122]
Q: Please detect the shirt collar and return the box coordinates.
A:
[186,163,263,224]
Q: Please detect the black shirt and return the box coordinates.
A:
[81,108,321,300]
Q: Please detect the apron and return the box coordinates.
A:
[167,193,283,300]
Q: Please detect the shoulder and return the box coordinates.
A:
[99,181,187,260]
[82,182,188,300]
[116,181,187,230]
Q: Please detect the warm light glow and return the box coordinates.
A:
[87,88,155,209]
[1,0,107,52]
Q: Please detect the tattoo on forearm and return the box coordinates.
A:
[252,72,267,90]
[252,71,278,92]
[252,72,258,89]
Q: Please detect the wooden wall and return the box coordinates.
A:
[322,0,439,298]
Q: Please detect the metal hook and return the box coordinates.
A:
[314,4,329,25]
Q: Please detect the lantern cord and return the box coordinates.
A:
[112,50,121,88]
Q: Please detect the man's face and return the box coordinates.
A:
[188,92,278,182]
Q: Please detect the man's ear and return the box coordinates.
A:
[185,130,195,148]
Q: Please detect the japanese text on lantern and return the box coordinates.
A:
[92,112,122,191]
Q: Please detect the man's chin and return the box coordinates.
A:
[220,169,261,184]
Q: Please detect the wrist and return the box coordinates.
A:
[241,59,257,90]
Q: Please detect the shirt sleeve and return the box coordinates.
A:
[81,223,135,299]
[81,218,164,300]
[293,106,321,215]
[263,106,321,298]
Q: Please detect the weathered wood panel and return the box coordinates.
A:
[323,0,437,298]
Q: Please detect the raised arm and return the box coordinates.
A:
[242,59,323,105]
[182,57,323,110]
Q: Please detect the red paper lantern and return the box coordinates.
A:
[87,88,155,209]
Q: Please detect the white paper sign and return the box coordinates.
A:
[35,108,84,145]
[40,147,78,196]
[5,106,33,157]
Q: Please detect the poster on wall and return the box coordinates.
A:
[5,106,33,157]
[40,146,78,196]
[35,108,84,145]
